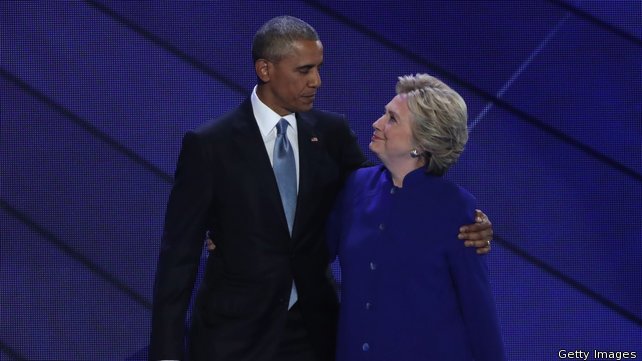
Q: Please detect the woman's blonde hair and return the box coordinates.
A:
[396,73,468,175]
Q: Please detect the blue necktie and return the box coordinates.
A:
[273,118,298,308]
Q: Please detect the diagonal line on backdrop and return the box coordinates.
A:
[83,0,247,95]
[495,235,642,327]
[469,14,571,130]
[0,68,173,184]
[548,0,642,46]
[303,0,642,183]
[0,340,28,361]
[1,199,153,310]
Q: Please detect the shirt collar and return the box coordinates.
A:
[251,85,297,137]
[383,165,433,189]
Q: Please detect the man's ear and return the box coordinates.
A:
[255,59,270,83]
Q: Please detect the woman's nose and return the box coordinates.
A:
[372,115,384,130]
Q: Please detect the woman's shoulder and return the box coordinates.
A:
[427,176,474,200]
[351,164,385,180]
[418,176,477,219]
[342,165,387,197]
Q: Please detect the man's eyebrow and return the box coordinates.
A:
[296,62,322,70]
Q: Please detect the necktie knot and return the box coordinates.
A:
[276,118,289,136]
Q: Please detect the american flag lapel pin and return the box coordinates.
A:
[311,136,319,143]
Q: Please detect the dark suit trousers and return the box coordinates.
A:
[272,303,319,361]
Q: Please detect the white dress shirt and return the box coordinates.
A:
[251,85,300,190]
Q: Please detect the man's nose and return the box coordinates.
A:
[309,69,321,88]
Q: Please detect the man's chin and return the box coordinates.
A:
[294,103,314,113]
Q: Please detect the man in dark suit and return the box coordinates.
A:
[149,16,492,361]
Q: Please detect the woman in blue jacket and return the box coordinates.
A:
[327,73,506,361]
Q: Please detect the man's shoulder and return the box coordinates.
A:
[299,107,348,132]
[305,107,345,121]
[193,99,252,137]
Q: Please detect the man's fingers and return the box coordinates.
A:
[475,209,489,223]
[464,240,491,254]
[206,238,216,252]
[459,219,492,234]
[476,244,491,254]
[464,239,491,248]
[460,210,493,254]
[460,228,493,241]
[475,209,484,223]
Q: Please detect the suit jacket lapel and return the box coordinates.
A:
[293,112,323,239]
[231,100,291,237]
[231,99,274,177]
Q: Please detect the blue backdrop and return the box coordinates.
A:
[1,1,641,360]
